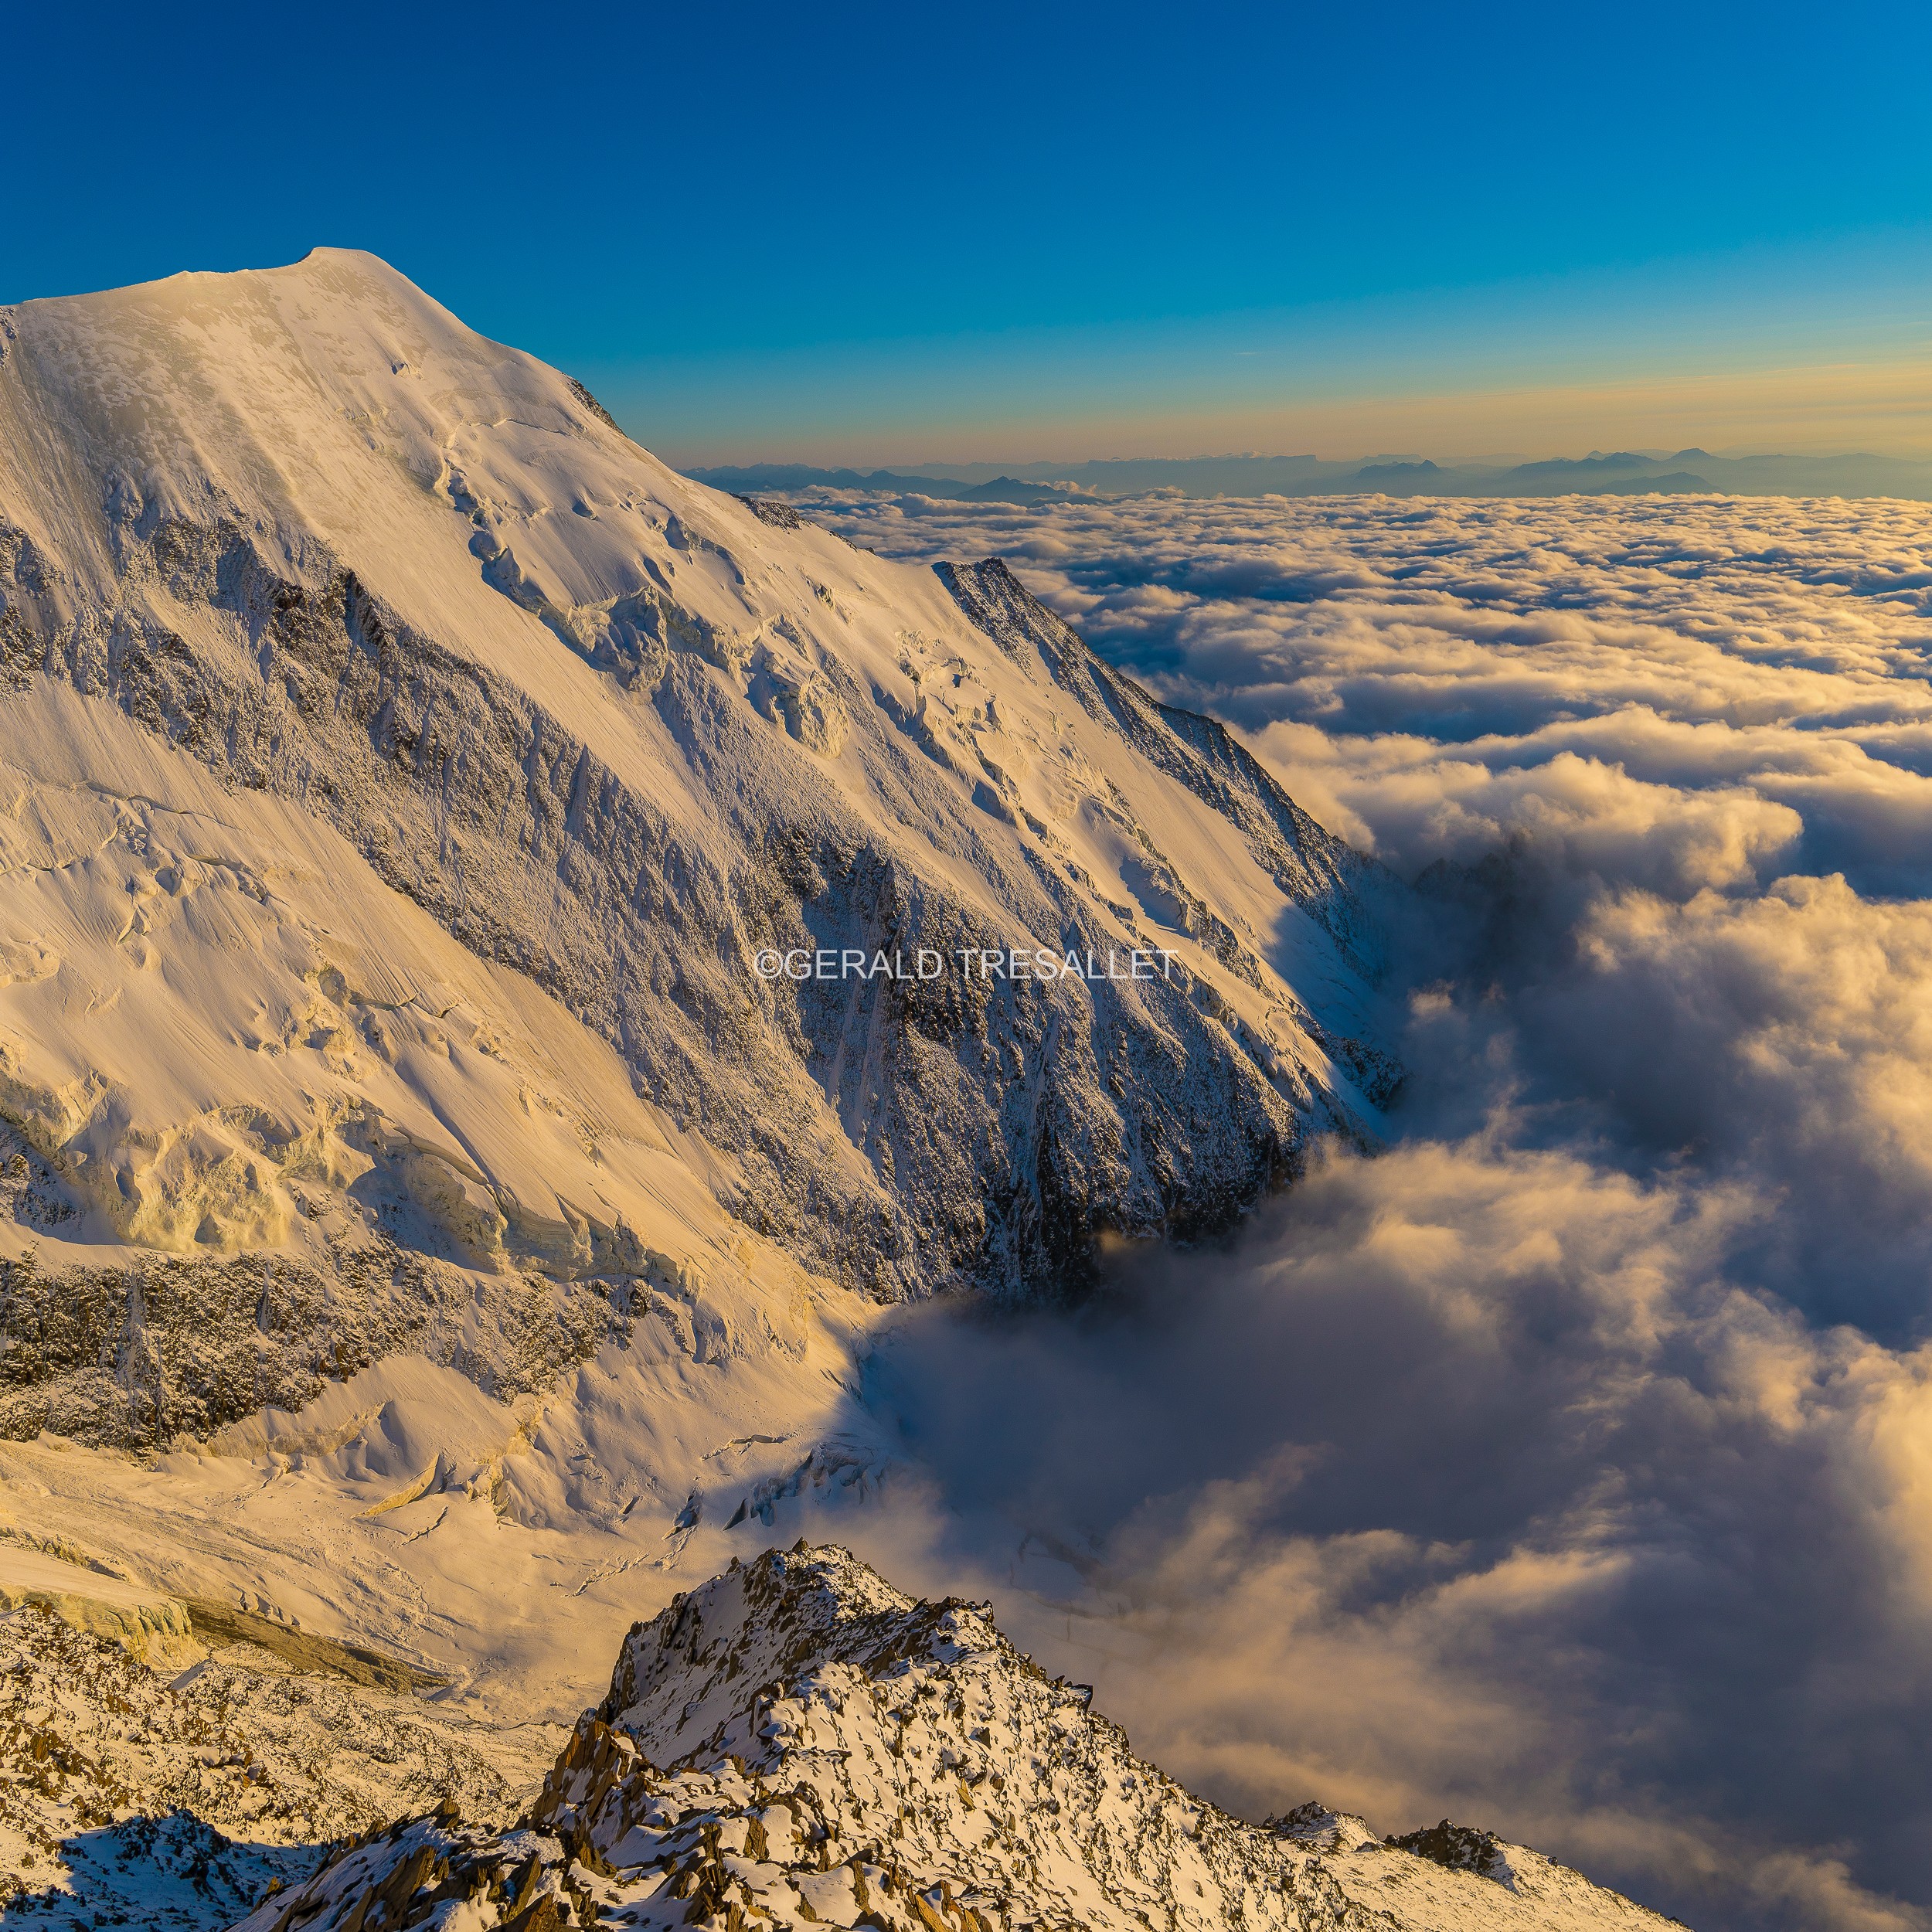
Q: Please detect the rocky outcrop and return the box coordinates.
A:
[0,1225,635,1451]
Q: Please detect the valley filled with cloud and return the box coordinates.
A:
[781,487,1932,1932]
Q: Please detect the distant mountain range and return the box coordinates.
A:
[688,448,1932,502]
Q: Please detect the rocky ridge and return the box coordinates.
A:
[0,1599,560,1930]
[210,1545,1682,1932]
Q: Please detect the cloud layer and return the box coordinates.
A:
[779,488,1932,1932]
[849,1140,1932,1932]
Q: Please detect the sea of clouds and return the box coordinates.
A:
[778,488,1932,1932]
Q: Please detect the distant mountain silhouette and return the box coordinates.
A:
[689,448,1932,502]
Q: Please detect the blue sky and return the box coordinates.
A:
[11,0,1930,462]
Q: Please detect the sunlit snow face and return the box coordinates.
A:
[779,488,1932,1932]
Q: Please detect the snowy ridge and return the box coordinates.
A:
[220,1546,1682,1932]
[934,560,1399,1094]
[935,560,1376,937]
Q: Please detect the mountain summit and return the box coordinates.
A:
[0,255,1427,1930]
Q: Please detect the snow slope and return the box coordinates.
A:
[0,1600,560,1930]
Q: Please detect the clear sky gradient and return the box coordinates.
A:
[10,0,1930,464]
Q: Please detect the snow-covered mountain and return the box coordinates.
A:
[0,248,1389,1455]
[219,1546,1675,1932]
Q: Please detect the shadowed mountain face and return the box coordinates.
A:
[0,250,1389,1446]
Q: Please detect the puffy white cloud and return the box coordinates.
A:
[784,486,1932,1930]
[801,488,1932,893]
[1512,877,1932,1332]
